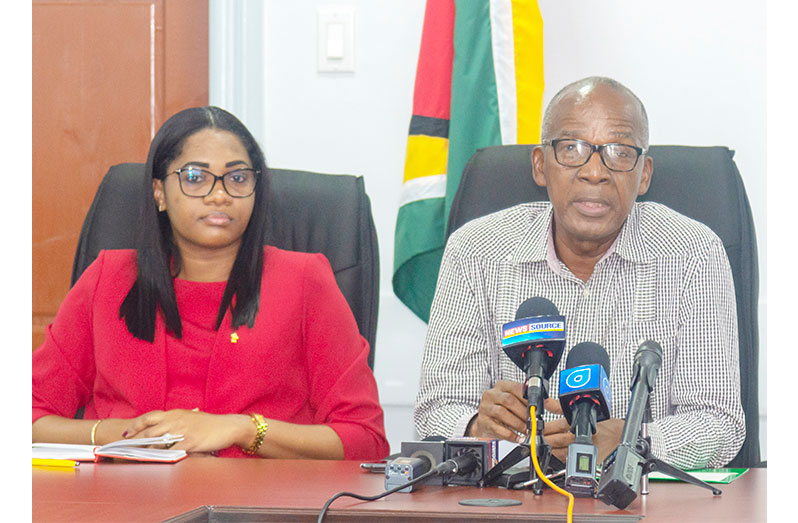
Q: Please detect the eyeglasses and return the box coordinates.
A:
[168,166,259,198]
[543,138,646,172]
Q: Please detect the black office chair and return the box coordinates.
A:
[71,163,380,369]
[447,144,760,468]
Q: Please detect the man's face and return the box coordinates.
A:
[532,84,653,253]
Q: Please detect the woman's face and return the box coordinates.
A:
[153,128,256,259]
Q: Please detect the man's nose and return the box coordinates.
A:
[577,150,610,183]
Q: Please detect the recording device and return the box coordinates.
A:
[385,457,432,492]
[558,341,612,497]
[444,438,499,486]
[386,438,498,491]
[398,440,446,486]
[500,297,566,408]
[323,440,491,522]
[597,340,662,509]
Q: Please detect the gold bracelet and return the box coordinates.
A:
[242,413,268,455]
[90,419,103,445]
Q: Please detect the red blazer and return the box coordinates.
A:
[32,247,389,460]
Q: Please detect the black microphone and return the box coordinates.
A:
[597,340,663,509]
[558,342,612,497]
[500,297,566,409]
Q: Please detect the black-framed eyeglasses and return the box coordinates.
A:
[168,166,259,198]
[543,138,646,172]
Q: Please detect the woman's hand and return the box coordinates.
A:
[122,409,253,453]
[33,412,346,459]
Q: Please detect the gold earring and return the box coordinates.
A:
[158,203,166,212]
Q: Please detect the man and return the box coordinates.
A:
[414,77,745,470]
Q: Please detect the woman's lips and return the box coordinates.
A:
[201,212,232,226]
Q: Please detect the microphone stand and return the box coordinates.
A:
[633,436,722,497]
[484,325,565,491]
[639,399,652,496]
[479,441,531,488]
[598,393,722,509]
[524,354,553,494]
[479,373,557,492]
[529,406,552,495]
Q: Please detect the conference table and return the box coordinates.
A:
[32,457,766,522]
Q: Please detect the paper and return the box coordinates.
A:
[648,468,748,484]
[32,433,186,462]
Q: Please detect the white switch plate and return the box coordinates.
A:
[318,7,355,72]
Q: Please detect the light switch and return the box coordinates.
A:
[326,23,345,59]
[318,7,354,72]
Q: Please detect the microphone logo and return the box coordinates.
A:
[565,367,591,389]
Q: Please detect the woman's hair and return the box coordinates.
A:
[119,106,271,341]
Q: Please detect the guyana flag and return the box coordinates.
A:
[393,0,544,322]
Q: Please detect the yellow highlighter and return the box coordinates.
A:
[32,458,80,468]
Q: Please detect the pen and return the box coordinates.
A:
[32,458,80,468]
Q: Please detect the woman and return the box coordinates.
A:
[32,106,389,460]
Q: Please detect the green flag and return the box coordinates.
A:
[393,0,544,322]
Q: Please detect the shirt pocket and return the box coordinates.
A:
[614,320,678,420]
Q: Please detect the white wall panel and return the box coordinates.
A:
[210,0,767,459]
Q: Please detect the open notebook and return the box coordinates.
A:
[32,434,187,463]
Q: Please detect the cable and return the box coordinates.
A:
[316,468,437,522]
[316,453,479,522]
[531,405,574,523]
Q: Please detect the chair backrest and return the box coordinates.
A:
[71,163,380,369]
[448,144,760,468]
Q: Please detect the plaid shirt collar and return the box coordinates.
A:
[510,202,653,267]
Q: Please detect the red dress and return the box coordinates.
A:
[32,247,389,460]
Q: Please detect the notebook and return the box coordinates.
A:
[32,433,187,463]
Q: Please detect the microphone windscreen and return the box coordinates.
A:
[566,341,611,376]
[635,340,663,364]
[515,297,559,320]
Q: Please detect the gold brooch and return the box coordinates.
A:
[230,332,239,344]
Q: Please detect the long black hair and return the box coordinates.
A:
[119,106,271,341]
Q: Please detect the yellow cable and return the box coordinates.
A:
[530,405,574,523]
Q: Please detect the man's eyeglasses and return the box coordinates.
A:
[543,138,646,172]
[168,166,259,198]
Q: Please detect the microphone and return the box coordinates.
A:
[500,297,566,409]
[557,342,612,497]
[386,439,495,491]
[597,340,663,509]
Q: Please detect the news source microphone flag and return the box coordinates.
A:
[392,0,545,321]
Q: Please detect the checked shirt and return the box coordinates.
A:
[414,201,745,469]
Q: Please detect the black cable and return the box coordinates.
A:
[317,453,480,523]
[316,468,438,522]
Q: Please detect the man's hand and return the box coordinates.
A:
[593,418,624,463]
[543,398,625,463]
[542,398,571,462]
[122,409,253,453]
[466,380,529,442]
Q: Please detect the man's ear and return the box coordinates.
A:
[531,146,547,187]
[637,156,653,196]
[152,178,166,211]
